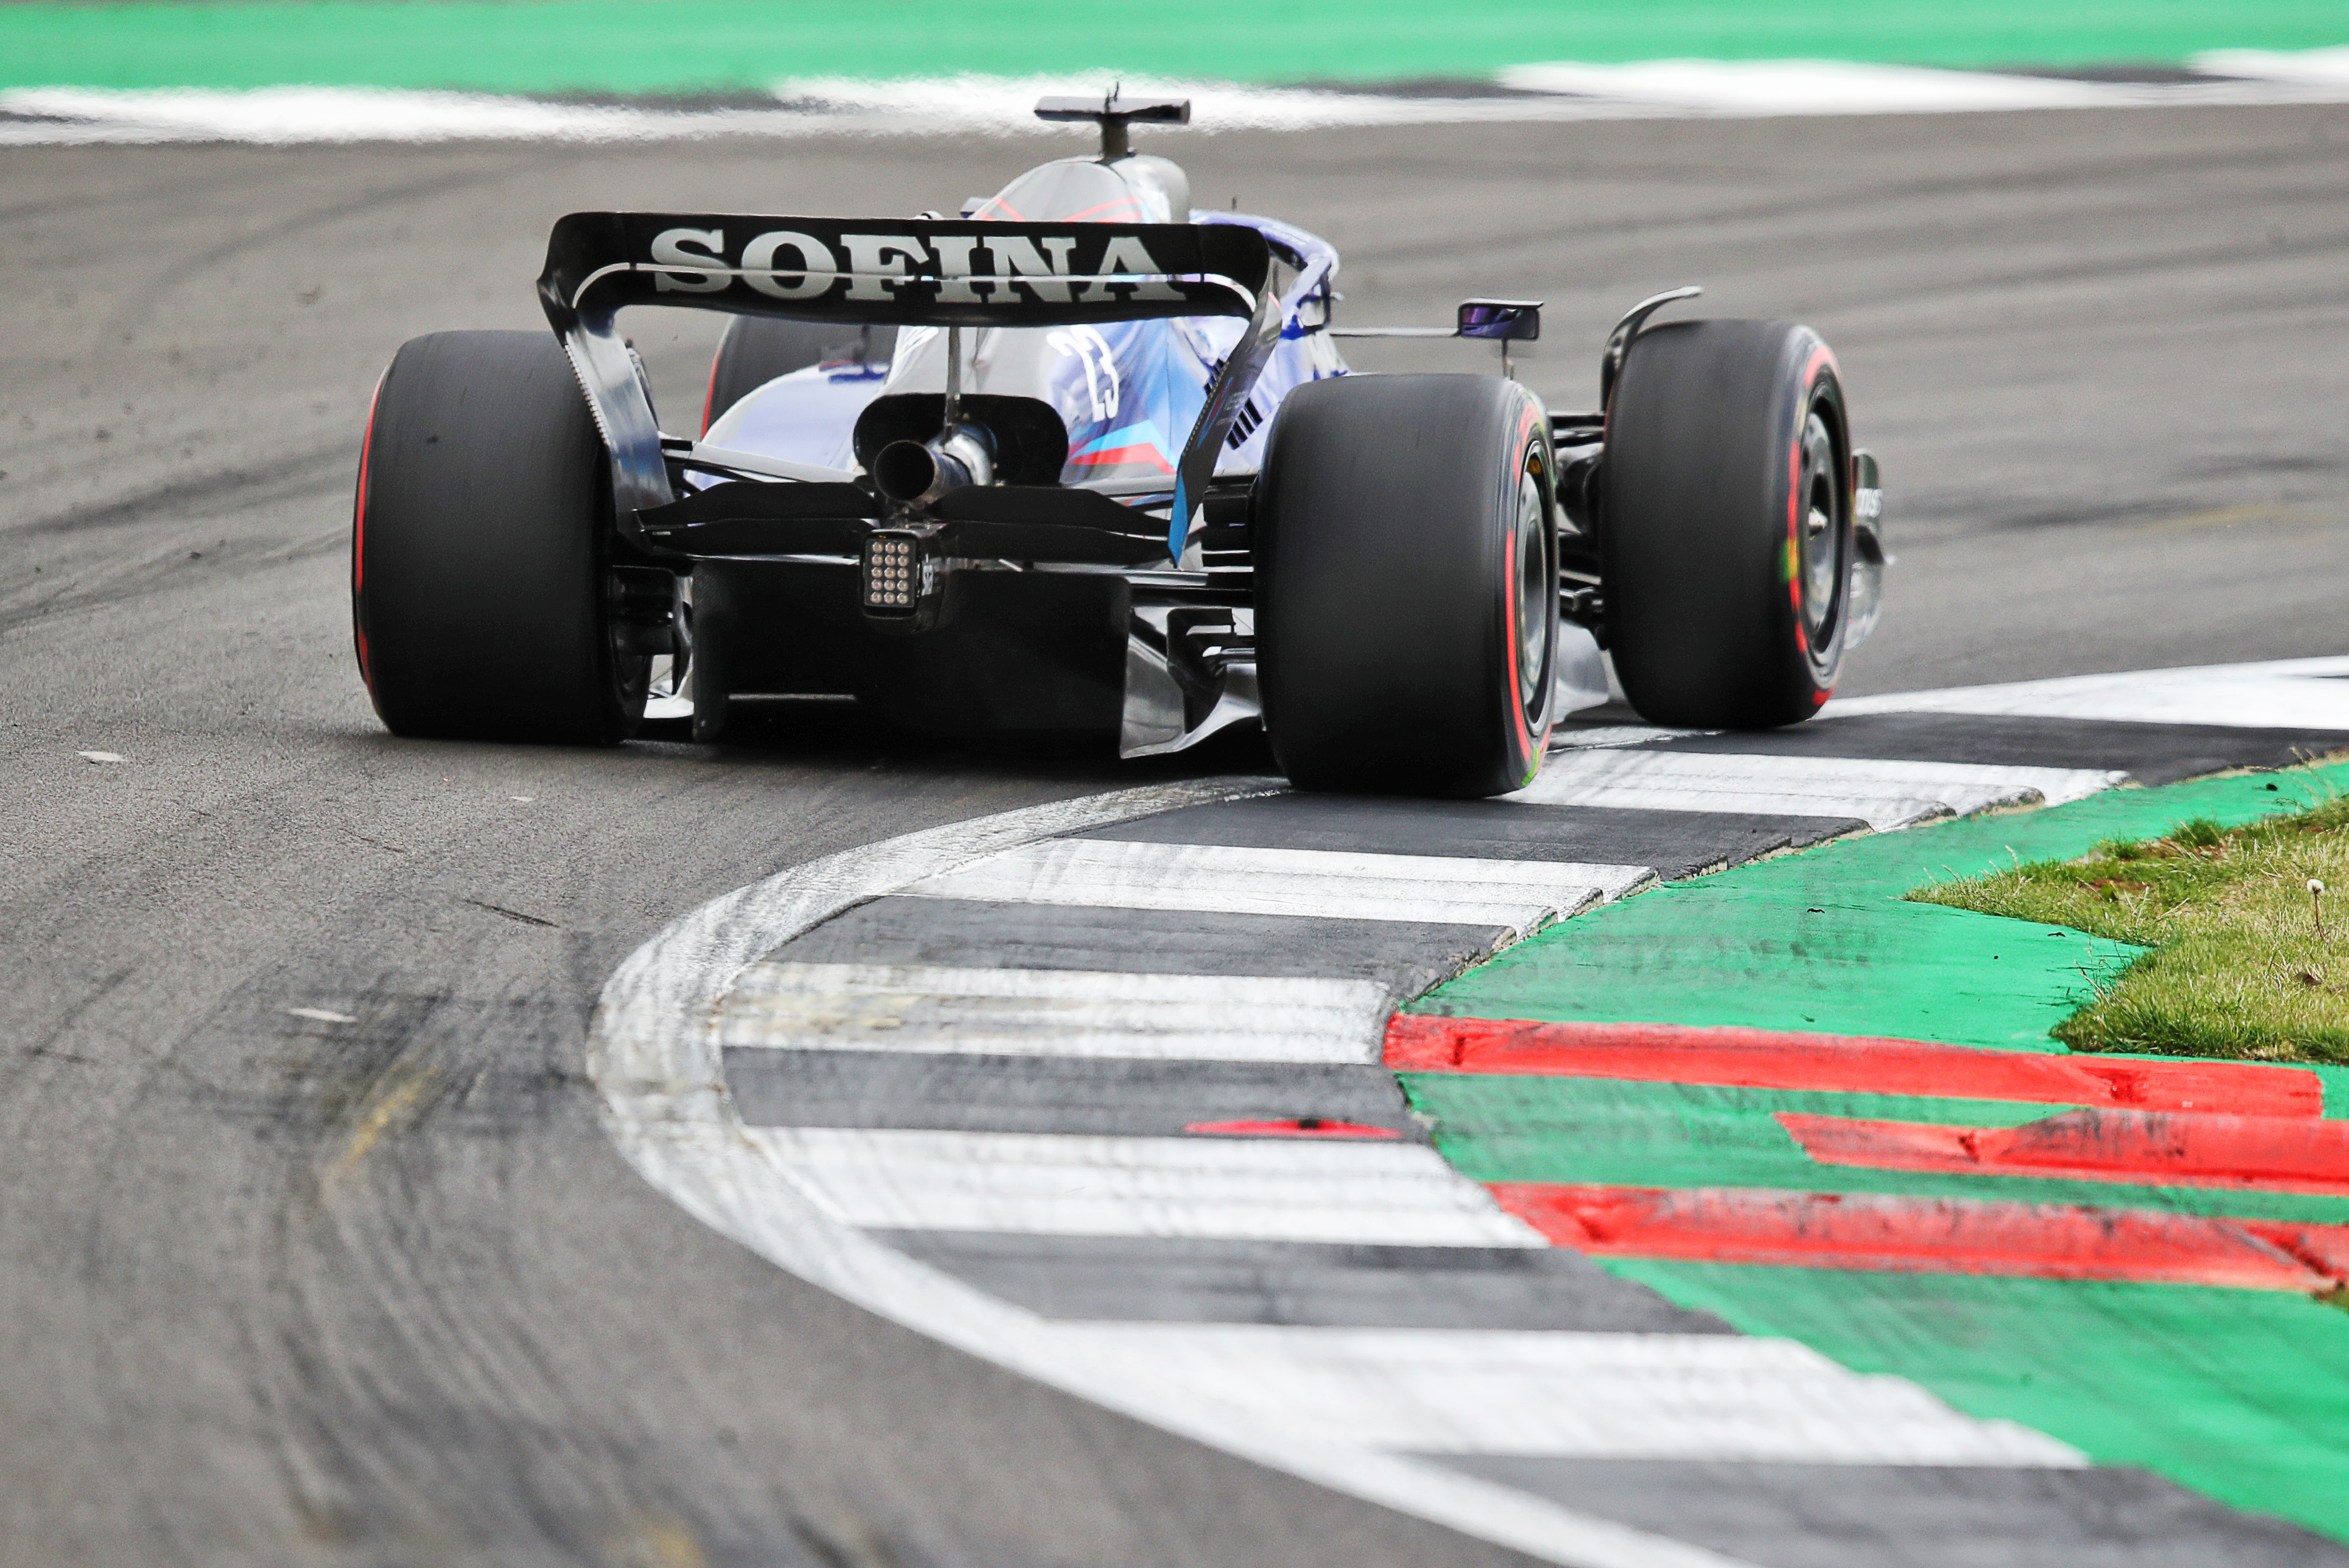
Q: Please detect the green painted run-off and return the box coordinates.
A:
[3,0,2347,95]
[1606,1262,2349,1540]
[1405,762,2349,1542]
[1417,766,2349,1080]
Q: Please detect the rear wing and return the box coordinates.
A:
[539,213,1269,328]
[538,212,1279,541]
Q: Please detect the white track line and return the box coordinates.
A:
[897,838,1652,930]
[584,725,2176,1566]
[592,770,2095,1568]
[584,686,2255,1563]
[1510,750,2125,830]
[1052,1324,2083,1466]
[593,779,1765,1568]
[747,1127,1545,1246]
[1825,659,2349,732]
[719,963,1393,1062]
[1502,58,2124,115]
[14,56,2349,146]
[0,79,1672,145]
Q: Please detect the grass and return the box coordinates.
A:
[1910,776,2349,1063]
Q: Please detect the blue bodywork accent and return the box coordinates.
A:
[1167,473,1191,560]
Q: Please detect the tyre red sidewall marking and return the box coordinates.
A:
[1505,400,1548,777]
[352,369,385,693]
[1786,343,1841,706]
[1503,524,1531,762]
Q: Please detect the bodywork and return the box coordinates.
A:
[536,125,1880,753]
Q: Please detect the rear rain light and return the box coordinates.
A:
[861,531,928,614]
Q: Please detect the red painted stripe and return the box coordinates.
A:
[1489,1181,2349,1291]
[1384,1014,2324,1118]
[1183,1118,1402,1139]
[1781,1107,2349,1196]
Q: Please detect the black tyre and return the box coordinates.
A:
[1600,318,1852,728]
[1257,374,1558,797]
[352,330,646,743]
[702,317,896,433]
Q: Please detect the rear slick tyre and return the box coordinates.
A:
[1600,318,1852,729]
[1257,374,1558,798]
[352,330,646,744]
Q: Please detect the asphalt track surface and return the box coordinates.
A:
[2,104,2346,1566]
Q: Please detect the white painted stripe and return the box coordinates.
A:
[0,78,1688,146]
[2194,46,2349,87]
[744,1127,1548,1248]
[1826,663,2349,733]
[1511,749,2125,830]
[588,769,2129,1568]
[1497,55,2349,114]
[16,60,2349,147]
[718,963,1392,1063]
[1502,58,2124,115]
[1052,1324,2084,1467]
[897,838,1652,930]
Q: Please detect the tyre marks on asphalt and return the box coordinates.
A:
[593,656,2349,1568]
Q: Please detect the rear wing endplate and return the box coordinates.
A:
[537,212,1276,536]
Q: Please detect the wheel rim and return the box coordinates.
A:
[1513,457,1554,726]
[1795,405,1845,656]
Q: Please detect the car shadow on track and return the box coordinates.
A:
[632,697,1283,794]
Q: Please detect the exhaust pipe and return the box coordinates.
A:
[871,423,995,508]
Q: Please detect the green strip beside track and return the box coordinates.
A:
[1415,764,2349,1086]
[1604,1263,2349,1540]
[1403,762,2349,1543]
[3,0,2347,96]
[1412,888,2139,1050]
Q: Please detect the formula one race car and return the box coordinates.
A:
[352,93,1885,797]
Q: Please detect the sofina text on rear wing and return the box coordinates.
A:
[536,212,1280,550]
